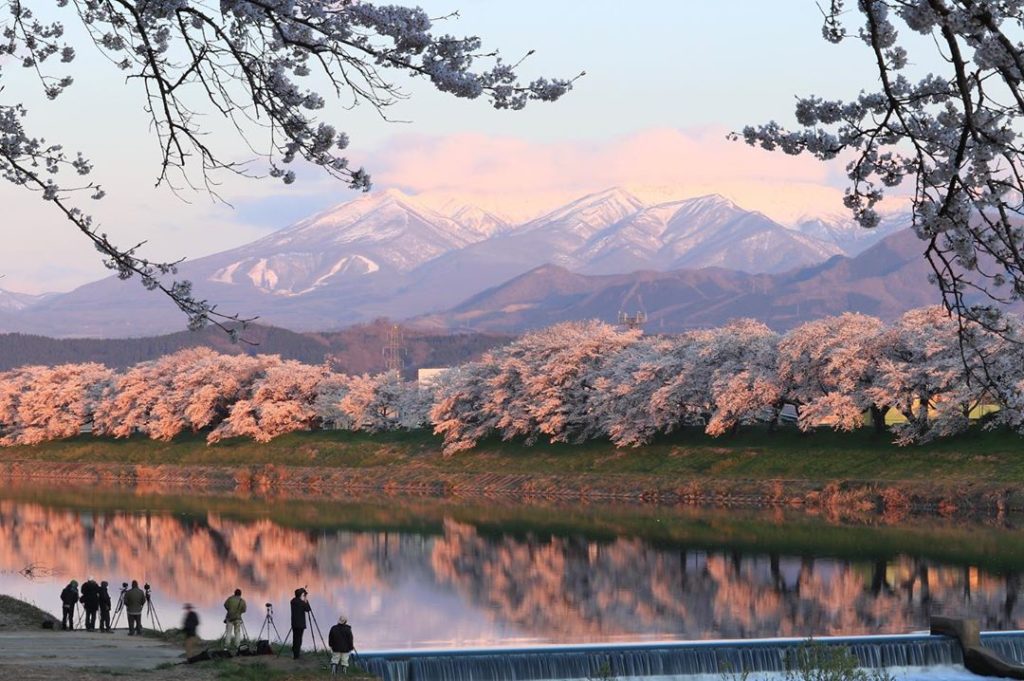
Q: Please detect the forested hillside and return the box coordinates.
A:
[0,321,510,375]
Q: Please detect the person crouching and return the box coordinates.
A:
[328,614,355,675]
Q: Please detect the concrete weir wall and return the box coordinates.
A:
[357,632,1024,681]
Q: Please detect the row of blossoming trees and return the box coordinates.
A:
[2,306,1024,453]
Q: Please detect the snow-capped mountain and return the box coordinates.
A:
[202,188,493,297]
[577,194,843,274]
[0,288,53,312]
[1,187,893,337]
[794,212,911,256]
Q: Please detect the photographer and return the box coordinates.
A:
[223,588,247,650]
[80,576,100,631]
[59,580,79,631]
[124,580,146,635]
[289,588,311,660]
[328,614,355,675]
[98,581,112,633]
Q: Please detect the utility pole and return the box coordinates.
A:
[382,324,405,373]
[617,310,647,331]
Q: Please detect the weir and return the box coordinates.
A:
[357,632,1024,681]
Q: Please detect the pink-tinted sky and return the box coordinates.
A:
[1,2,931,293]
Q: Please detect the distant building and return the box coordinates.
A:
[417,367,450,388]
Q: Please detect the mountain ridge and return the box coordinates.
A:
[0,187,910,337]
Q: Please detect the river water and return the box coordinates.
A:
[1,483,1023,651]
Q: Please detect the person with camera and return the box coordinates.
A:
[59,580,79,631]
[223,588,247,650]
[289,588,311,660]
[98,581,113,633]
[328,614,355,675]
[80,576,100,631]
[124,580,146,635]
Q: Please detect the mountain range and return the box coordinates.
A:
[0,188,916,337]
[415,228,937,333]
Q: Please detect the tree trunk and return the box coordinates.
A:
[870,405,888,436]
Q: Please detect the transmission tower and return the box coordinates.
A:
[382,324,405,373]
[618,310,647,331]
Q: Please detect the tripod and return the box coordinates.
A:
[219,618,251,651]
[144,590,163,632]
[111,586,128,630]
[256,603,285,649]
[278,604,328,656]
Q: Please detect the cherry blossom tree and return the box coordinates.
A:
[777,313,889,433]
[650,320,781,438]
[337,371,425,432]
[0,362,114,445]
[1,2,577,331]
[473,321,640,446]
[208,359,329,443]
[430,362,501,455]
[867,306,993,443]
[589,336,677,447]
[738,1,1024,336]
[93,348,267,440]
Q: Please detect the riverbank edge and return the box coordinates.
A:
[3,459,1022,516]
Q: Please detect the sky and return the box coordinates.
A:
[1,1,923,294]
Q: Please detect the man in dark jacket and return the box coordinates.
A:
[59,580,79,631]
[98,581,112,633]
[80,576,100,630]
[328,614,355,675]
[289,588,311,660]
[124,580,146,635]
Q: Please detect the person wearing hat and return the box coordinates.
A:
[289,588,311,660]
[59,580,79,631]
[328,614,355,675]
[80,576,101,631]
[182,604,200,659]
[98,581,113,633]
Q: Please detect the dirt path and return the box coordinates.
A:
[0,630,184,671]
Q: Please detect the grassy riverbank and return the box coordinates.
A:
[3,425,1024,482]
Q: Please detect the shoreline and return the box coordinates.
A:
[2,458,1023,518]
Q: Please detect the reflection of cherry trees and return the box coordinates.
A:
[0,501,409,606]
[429,521,1024,640]
[1,502,1022,642]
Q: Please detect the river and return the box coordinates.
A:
[1,482,1022,650]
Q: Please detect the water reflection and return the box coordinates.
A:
[0,497,1022,648]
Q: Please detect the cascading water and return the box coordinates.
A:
[358,633,1024,681]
